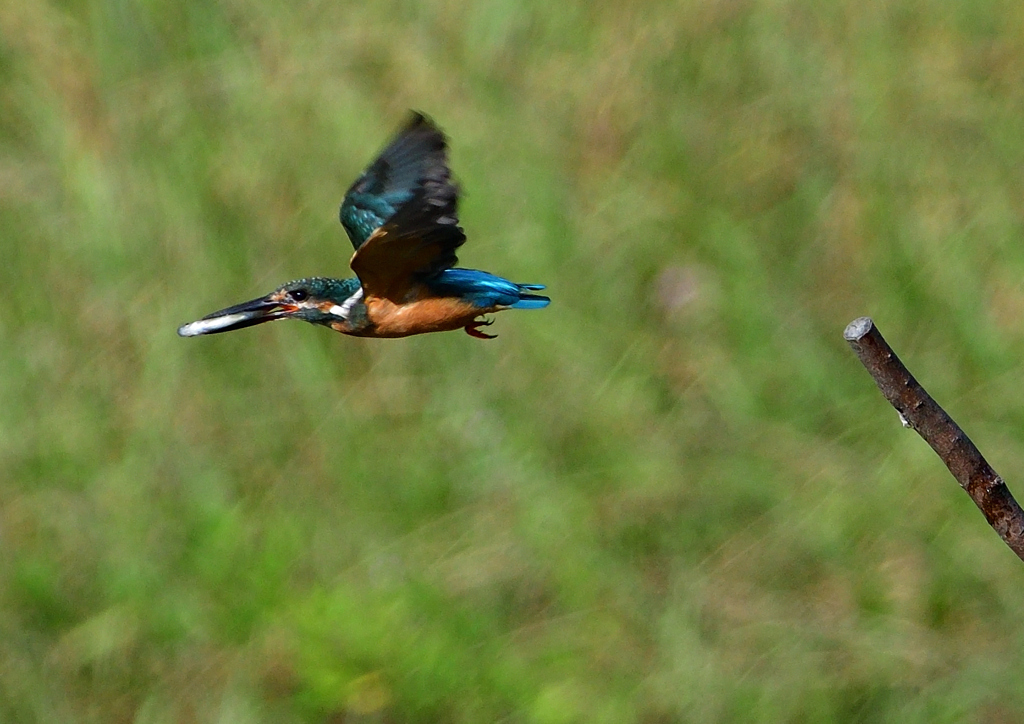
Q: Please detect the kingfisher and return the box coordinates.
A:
[178,113,549,341]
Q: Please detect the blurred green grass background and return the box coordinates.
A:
[5,0,1024,721]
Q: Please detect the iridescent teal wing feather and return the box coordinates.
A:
[339,112,454,251]
[350,186,466,302]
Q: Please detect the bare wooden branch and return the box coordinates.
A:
[844,316,1024,561]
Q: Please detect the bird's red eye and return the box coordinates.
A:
[291,289,309,302]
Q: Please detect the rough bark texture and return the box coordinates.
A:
[845,316,1024,562]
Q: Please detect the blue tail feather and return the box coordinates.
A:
[510,296,550,310]
[429,269,550,309]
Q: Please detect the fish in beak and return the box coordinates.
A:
[177,295,297,337]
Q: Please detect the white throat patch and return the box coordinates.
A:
[328,288,364,320]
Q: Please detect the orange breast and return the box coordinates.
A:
[363,295,496,338]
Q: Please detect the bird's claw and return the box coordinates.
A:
[465,317,497,339]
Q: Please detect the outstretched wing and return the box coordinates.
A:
[339,112,454,250]
[350,185,466,302]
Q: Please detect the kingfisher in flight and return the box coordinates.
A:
[178,113,549,341]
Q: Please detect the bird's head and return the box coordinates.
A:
[177,277,364,337]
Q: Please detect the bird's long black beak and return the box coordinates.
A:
[177,294,296,337]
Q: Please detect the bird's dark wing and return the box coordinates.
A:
[350,185,466,302]
[339,112,455,251]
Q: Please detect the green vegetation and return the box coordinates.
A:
[5,0,1024,720]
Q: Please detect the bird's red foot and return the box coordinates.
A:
[465,317,497,339]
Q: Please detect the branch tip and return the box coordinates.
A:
[844,317,874,342]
